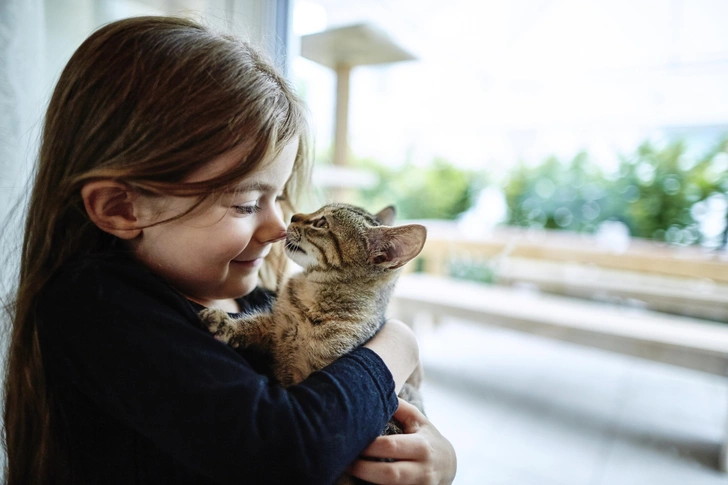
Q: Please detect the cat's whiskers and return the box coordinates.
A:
[284,240,305,254]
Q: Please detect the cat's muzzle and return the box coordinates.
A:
[284,228,306,255]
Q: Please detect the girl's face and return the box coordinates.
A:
[132,140,298,310]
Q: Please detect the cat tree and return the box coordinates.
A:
[300,23,416,199]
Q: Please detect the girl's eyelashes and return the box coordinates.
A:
[232,193,285,215]
[233,204,262,215]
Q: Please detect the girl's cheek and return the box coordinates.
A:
[230,220,256,242]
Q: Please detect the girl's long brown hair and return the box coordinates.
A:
[3,16,310,484]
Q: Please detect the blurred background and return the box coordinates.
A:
[2,1,728,483]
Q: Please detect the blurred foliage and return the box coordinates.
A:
[503,152,610,233]
[448,258,496,283]
[352,157,486,220]
[502,138,728,246]
[346,137,727,247]
[612,140,728,244]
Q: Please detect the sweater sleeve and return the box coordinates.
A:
[36,255,398,485]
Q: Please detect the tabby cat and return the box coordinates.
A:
[198,203,427,483]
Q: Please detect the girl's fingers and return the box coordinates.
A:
[347,457,423,485]
[357,399,432,461]
[358,433,433,461]
[391,398,427,431]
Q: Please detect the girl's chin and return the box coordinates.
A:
[237,273,260,294]
[177,273,260,308]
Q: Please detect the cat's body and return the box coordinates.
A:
[204,263,398,386]
[198,203,427,483]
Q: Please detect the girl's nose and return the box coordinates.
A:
[259,207,288,243]
[267,229,287,243]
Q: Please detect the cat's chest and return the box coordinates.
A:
[276,278,376,329]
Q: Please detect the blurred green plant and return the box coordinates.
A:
[352,157,486,220]
[346,137,727,247]
[502,138,728,246]
[448,258,496,283]
[503,151,609,233]
[611,139,728,245]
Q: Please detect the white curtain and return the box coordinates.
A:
[0,0,45,475]
[0,0,45,306]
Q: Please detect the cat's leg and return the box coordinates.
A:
[198,308,231,335]
[197,308,273,350]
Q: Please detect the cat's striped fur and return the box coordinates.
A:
[200,203,426,386]
[198,203,427,481]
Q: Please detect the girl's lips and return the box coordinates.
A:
[232,249,270,265]
[231,258,264,268]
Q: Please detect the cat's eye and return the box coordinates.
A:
[313,217,328,229]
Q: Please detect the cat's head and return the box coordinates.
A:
[284,204,426,274]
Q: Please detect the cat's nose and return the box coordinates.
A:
[290,213,304,223]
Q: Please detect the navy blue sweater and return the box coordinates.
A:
[36,252,398,484]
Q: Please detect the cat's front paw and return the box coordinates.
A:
[198,308,236,346]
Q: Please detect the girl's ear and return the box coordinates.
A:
[367,224,427,270]
[81,180,142,240]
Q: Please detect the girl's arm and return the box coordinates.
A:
[364,318,419,395]
[37,255,400,485]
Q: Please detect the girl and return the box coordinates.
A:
[2,16,455,485]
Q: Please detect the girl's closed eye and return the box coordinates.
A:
[233,203,262,215]
[232,191,285,215]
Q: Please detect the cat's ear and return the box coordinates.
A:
[374,206,396,226]
[81,180,143,240]
[368,224,427,269]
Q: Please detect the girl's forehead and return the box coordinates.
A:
[238,139,298,192]
[185,138,298,190]
[184,143,252,184]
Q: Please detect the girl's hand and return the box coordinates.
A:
[348,398,457,485]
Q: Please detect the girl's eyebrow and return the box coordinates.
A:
[235,182,277,194]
